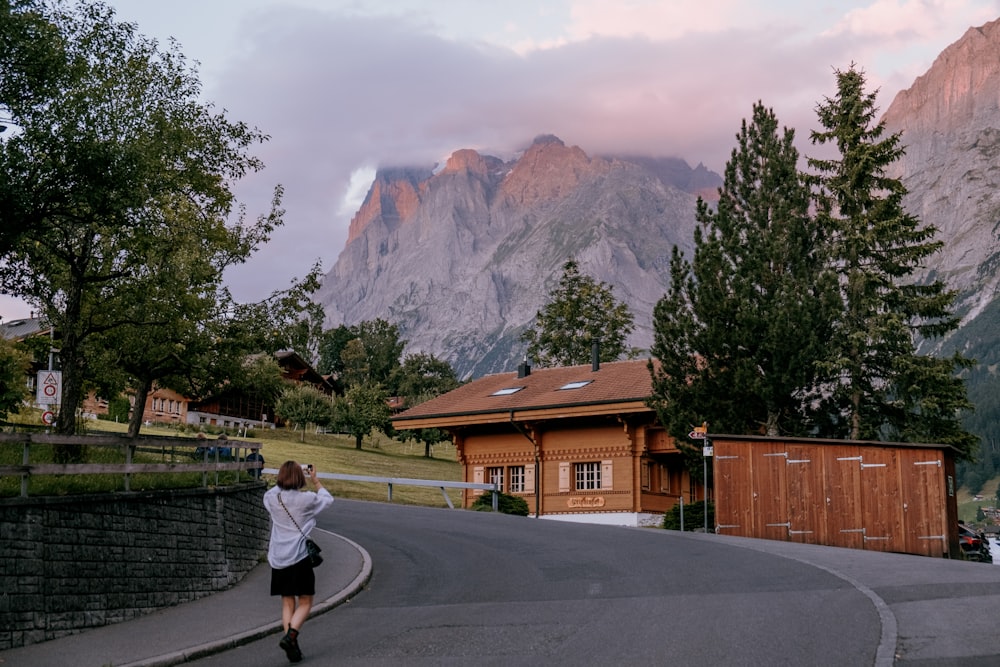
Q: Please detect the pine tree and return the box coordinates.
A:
[808,65,976,455]
[649,102,836,439]
[521,259,635,367]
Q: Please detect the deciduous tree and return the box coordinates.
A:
[0,338,31,417]
[522,259,635,367]
[333,382,391,450]
[275,384,334,442]
[0,1,283,439]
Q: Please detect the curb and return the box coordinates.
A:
[119,529,372,667]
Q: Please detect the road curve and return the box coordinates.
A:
[192,499,1000,666]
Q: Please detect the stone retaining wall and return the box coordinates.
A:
[0,483,269,649]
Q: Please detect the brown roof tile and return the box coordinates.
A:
[393,359,655,422]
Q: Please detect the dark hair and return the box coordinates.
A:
[276,460,306,490]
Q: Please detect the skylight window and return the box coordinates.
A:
[491,387,524,396]
[559,380,593,390]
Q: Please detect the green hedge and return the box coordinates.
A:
[470,491,529,516]
[662,499,714,531]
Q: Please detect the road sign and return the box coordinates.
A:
[688,430,706,440]
[36,370,62,406]
[41,411,55,425]
[703,445,714,457]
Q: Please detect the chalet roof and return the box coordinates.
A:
[393,359,655,427]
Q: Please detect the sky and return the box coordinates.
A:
[3,0,999,322]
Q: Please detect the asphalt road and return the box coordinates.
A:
[189,499,894,666]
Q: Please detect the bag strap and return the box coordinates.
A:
[277,492,309,540]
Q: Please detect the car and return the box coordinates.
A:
[958,522,993,563]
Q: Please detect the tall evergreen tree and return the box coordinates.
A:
[522,259,635,367]
[808,65,976,456]
[649,102,836,439]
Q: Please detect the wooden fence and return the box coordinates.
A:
[0,432,263,497]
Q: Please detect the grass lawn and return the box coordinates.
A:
[2,411,464,508]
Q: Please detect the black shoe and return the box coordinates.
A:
[279,630,303,663]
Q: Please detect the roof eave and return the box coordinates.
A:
[393,398,652,430]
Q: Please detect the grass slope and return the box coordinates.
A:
[3,411,463,507]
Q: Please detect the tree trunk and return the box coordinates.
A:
[54,329,86,462]
[355,433,363,450]
[850,390,862,440]
[424,441,432,458]
[128,376,154,438]
[765,411,780,437]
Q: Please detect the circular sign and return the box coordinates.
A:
[41,411,55,425]
[43,384,57,397]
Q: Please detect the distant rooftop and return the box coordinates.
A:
[0,317,48,342]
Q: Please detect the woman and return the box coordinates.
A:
[263,461,334,663]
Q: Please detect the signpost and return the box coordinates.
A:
[36,370,61,406]
[688,422,711,533]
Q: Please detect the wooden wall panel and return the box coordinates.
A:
[751,443,789,541]
[899,451,948,557]
[824,445,864,551]
[714,442,750,536]
[786,444,825,544]
[859,447,903,553]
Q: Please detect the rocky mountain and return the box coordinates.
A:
[882,17,1000,331]
[315,135,718,379]
[879,17,1000,454]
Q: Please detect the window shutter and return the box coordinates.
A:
[601,460,613,490]
[659,464,671,493]
[473,466,484,484]
[559,462,570,493]
[525,464,536,492]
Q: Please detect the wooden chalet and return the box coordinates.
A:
[392,358,705,526]
[187,350,333,430]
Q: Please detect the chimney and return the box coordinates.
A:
[592,340,600,372]
[517,358,531,378]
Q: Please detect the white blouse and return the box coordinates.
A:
[263,485,334,569]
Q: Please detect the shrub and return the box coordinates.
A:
[662,499,714,531]
[470,491,529,516]
[103,396,131,423]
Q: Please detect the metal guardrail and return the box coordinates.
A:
[0,432,263,497]
[262,468,499,511]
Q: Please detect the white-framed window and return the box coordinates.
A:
[509,466,525,492]
[575,462,601,490]
[487,466,504,490]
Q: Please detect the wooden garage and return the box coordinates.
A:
[712,434,961,558]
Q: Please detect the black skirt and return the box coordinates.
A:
[270,557,316,597]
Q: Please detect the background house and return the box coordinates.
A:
[0,316,57,402]
[393,358,705,526]
[187,350,333,431]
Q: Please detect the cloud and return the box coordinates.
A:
[183,2,999,306]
